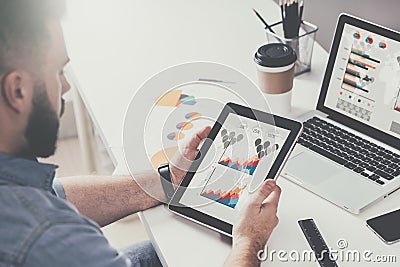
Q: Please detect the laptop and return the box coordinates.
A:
[282,14,400,214]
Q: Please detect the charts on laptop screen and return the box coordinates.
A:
[324,23,400,138]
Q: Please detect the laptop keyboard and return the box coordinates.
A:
[298,117,400,186]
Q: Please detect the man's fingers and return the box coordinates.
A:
[262,185,281,207]
[187,126,211,150]
[251,179,276,204]
[198,126,211,140]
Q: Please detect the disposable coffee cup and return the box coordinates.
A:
[254,43,297,115]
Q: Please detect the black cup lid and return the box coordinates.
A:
[254,43,297,68]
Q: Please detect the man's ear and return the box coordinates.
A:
[1,71,31,113]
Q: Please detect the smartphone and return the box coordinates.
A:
[366,209,400,245]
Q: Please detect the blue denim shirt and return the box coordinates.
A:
[0,152,131,267]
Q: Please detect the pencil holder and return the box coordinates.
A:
[265,20,318,76]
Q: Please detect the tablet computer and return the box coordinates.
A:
[169,102,302,236]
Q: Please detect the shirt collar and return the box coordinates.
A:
[0,152,58,192]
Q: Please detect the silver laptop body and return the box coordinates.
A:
[282,14,400,214]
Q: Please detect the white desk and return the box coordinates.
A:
[63,0,400,266]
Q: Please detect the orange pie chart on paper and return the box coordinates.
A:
[155,90,182,107]
[150,146,179,170]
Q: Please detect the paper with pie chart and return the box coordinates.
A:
[144,83,246,170]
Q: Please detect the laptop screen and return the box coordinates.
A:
[323,22,400,139]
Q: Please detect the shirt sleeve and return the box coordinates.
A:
[23,222,131,267]
[53,178,66,199]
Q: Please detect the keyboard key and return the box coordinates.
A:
[366,166,377,172]
[309,132,318,138]
[359,163,369,168]
[304,136,314,142]
[369,174,380,181]
[376,180,385,185]
[392,170,400,177]
[360,172,370,177]
[374,170,394,180]
[364,157,373,163]
[358,155,368,162]
[383,167,395,174]
[376,164,386,170]
[309,145,347,165]
[370,161,379,166]
[353,167,364,173]
[304,122,315,128]
[388,163,398,169]
[348,150,358,156]
[383,154,393,160]
[344,162,356,170]
[377,150,386,156]
[326,146,334,152]
[391,157,400,164]
[299,140,313,148]
[344,155,353,161]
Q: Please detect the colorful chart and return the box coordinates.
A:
[185,112,201,120]
[155,90,182,107]
[166,111,202,141]
[177,94,196,106]
[176,122,193,130]
[342,47,381,95]
[200,185,246,208]
[218,155,259,175]
[155,90,197,107]
[167,132,185,141]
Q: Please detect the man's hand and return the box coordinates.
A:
[225,179,281,267]
[169,126,211,186]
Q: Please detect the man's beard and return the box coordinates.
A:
[24,82,63,158]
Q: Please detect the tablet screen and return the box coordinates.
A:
[178,112,291,224]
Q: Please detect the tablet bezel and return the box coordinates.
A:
[168,102,302,236]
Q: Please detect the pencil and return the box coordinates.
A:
[295,0,304,35]
[299,0,304,24]
[286,0,296,38]
[252,8,276,34]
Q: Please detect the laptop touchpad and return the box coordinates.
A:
[283,150,347,186]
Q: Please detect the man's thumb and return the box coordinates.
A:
[251,179,276,204]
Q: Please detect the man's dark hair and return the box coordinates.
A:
[0,0,65,75]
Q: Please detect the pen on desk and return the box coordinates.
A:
[252,8,276,34]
